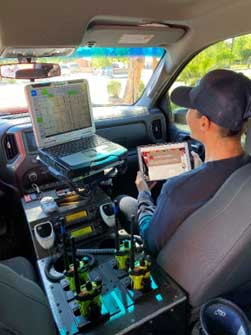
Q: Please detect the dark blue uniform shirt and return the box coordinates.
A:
[138,153,251,255]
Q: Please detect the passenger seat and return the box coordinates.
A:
[0,256,37,282]
[0,257,56,335]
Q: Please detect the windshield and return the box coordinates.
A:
[0,47,165,114]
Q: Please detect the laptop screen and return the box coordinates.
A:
[26,79,94,148]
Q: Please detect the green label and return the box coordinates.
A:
[68,90,79,96]
[42,89,48,96]
[71,226,92,238]
[37,116,43,123]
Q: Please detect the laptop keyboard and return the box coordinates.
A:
[45,135,106,157]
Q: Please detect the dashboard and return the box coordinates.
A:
[0,113,57,194]
[0,107,168,195]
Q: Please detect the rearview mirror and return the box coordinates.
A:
[0,62,61,80]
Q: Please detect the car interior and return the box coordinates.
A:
[1,0,251,334]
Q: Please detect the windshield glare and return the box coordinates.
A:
[0,47,165,114]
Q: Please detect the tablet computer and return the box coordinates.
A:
[137,142,191,181]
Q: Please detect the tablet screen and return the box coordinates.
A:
[137,142,191,181]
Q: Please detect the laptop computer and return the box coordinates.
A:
[25,79,127,179]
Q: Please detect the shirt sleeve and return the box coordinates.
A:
[137,190,157,253]
[137,177,193,255]
[138,191,155,220]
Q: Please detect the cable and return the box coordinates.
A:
[43,156,123,206]
[46,165,92,201]
[61,176,92,201]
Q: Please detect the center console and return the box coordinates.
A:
[22,186,188,335]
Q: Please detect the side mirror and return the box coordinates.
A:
[174,108,187,125]
[0,62,61,80]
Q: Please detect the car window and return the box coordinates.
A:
[170,34,251,140]
[0,47,165,118]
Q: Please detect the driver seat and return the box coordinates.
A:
[157,159,251,308]
[157,118,251,309]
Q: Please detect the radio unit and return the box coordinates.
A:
[22,186,112,259]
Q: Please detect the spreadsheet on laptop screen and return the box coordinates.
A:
[29,81,92,139]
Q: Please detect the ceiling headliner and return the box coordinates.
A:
[0,0,250,58]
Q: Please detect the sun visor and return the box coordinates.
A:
[82,21,187,47]
[0,48,75,58]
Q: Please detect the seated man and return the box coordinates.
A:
[118,69,251,255]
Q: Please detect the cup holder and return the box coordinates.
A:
[53,255,73,273]
[53,256,64,273]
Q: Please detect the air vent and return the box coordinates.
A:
[152,119,162,140]
[4,134,18,161]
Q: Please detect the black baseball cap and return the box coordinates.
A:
[171,69,251,131]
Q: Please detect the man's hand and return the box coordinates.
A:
[135,171,150,192]
[135,171,157,193]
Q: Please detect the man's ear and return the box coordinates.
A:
[199,115,210,132]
